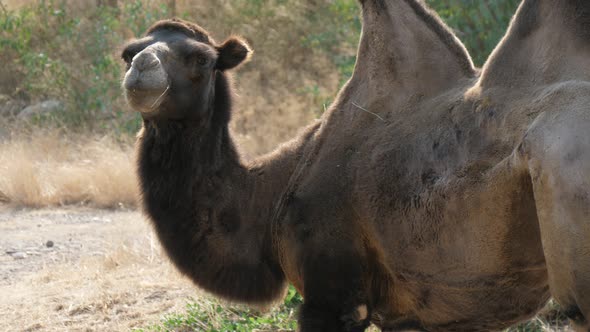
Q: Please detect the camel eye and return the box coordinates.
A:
[196,56,208,66]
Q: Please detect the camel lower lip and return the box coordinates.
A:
[125,87,168,113]
[126,87,165,96]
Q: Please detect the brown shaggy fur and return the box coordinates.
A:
[122,0,590,330]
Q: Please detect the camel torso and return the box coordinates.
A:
[279,79,590,330]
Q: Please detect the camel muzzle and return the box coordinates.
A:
[123,51,169,114]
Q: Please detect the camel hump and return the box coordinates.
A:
[352,0,475,99]
[478,0,590,88]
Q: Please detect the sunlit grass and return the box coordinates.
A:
[0,127,138,208]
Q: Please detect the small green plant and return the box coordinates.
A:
[505,300,570,332]
[136,285,302,332]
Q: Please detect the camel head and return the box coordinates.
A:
[121,18,251,120]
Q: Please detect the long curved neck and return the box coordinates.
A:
[136,73,316,304]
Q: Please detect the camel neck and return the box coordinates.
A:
[138,119,242,197]
[136,117,287,303]
[135,107,321,304]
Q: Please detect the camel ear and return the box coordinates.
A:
[216,37,251,71]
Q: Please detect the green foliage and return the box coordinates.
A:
[302,0,361,85]
[136,286,303,332]
[426,0,520,66]
[0,0,172,132]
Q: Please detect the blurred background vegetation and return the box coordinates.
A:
[0,0,519,155]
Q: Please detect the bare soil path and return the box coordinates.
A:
[0,206,198,332]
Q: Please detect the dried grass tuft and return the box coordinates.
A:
[0,129,138,208]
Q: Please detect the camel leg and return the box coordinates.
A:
[296,245,372,332]
[286,187,373,331]
[522,112,590,331]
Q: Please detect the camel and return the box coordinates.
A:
[121,0,590,331]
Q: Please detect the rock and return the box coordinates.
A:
[0,94,27,118]
[17,99,64,120]
[11,252,27,259]
[46,240,54,248]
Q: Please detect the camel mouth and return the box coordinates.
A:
[124,86,170,114]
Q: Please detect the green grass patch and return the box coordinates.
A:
[136,286,302,332]
[138,287,570,332]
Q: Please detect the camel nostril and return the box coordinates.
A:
[133,52,160,72]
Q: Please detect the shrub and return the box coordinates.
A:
[0,0,171,133]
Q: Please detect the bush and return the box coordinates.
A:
[427,0,520,66]
[0,0,174,133]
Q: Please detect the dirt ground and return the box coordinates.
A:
[0,205,576,332]
[0,206,201,332]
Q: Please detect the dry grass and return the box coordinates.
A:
[0,117,320,208]
[0,208,199,331]
[0,127,138,208]
[0,114,322,207]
